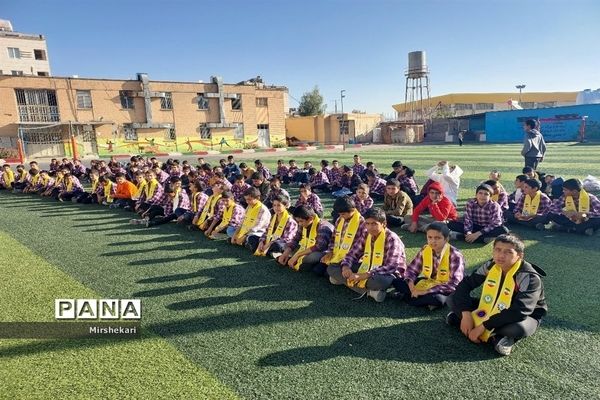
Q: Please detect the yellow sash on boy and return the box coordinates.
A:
[216,200,236,231]
[66,180,73,193]
[197,194,221,226]
[18,170,27,182]
[255,210,290,256]
[491,193,499,202]
[2,170,14,187]
[191,192,202,213]
[236,201,263,239]
[522,191,541,216]
[91,178,98,193]
[329,211,361,264]
[103,181,114,203]
[41,176,50,187]
[347,230,385,288]
[145,179,159,199]
[134,179,147,199]
[292,215,321,271]
[31,174,40,186]
[564,189,590,213]
[472,260,521,342]
[415,243,450,291]
[54,175,64,189]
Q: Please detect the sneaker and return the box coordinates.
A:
[129,219,139,225]
[449,231,465,241]
[329,276,343,285]
[400,223,410,231]
[445,311,460,327]
[483,237,495,244]
[144,219,150,228]
[387,290,405,300]
[535,223,546,231]
[494,336,515,356]
[270,251,283,259]
[368,290,386,303]
[584,228,595,236]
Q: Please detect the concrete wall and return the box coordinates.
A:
[0,34,51,76]
[286,113,382,145]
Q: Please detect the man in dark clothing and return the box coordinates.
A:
[521,119,546,169]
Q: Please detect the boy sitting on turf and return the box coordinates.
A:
[111,172,138,209]
[403,181,457,233]
[195,183,224,231]
[484,179,509,212]
[97,175,116,205]
[508,175,528,213]
[41,169,64,197]
[507,178,552,230]
[294,183,324,218]
[75,170,100,204]
[276,159,290,184]
[308,167,330,193]
[134,170,164,215]
[328,207,406,303]
[446,234,547,356]
[264,177,290,209]
[231,187,271,251]
[183,181,208,226]
[250,172,271,202]
[365,170,387,201]
[352,184,374,216]
[391,222,464,309]
[383,178,413,227]
[548,178,600,236]
[205,191,244,239]
[331,166,363,198]
[448,184,509,244]
[143,177,191,227]
[12,165,28,192]
[253,194,298,258]
[277,205,333,275]
[0,164,15,190]
[231,174,251,206]
[22,168,41,194]
[57,173,84,202]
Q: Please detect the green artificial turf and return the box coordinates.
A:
[1,142,599,399]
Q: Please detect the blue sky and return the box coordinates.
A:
[4,0,600,114]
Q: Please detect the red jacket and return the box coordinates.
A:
[412,182,458,222]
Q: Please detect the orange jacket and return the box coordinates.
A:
[114,180,137,199]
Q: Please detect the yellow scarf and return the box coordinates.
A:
[415,243,450,291]
[145,179,159,199]
[348,230,386,288]
[255,209,290,256]
[329,211,361,264]
[236,201,264,239]
[2,170,14,187]
[216,200,236,231]
[292,215,321,270]
[31,174,41,186]
[522,191,541,216]
[472,260,521,342]
[41,176,50,187]
[197,193,221,226]
[191,192,202,213]
[91,178,99,193]
[54,175,64,188]
[18,170,27,182]
[66,180,73,192]
[103,181,114,203]
[491,193,499,202]
[135,179,147,199]
[564,190,590,213]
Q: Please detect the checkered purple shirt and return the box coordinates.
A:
[157,170,170,185]
[286,219,334,253]
[257,166,272,180]
[338,174,362,190]
[327,215,365,253]
[493,191,509,211]
[368,177,387,196]
[399,176,419,194]
[288,166,299,178]
[276,165,290,179]
[513,192,552,216]
[144,182,165,205]
[463,199,504,234]
[260,214,299,246]
[352,163,366,177]
[63,177,83,193]
[266,187,290,204]
[352,194,374,215]
[550,192,600,217]
[231,182,251,203]
[341,228,406,277]
[295,193,323,215]
[310,171,330,187]
[214,201,245,228]
[329,167,343,186]
[161,190,191,215]
[404,245,465,295]
[191,192,209,214]
[72,164,86,175]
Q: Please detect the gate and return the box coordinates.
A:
[19,124,68,158]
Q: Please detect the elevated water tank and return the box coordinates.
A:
[0,19,13,32]
[407,51,428,77]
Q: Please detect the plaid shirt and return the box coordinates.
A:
[329,167,343,186]
[368,177,387,196]
[399,176,419,194]
[257,166,272,180]
[37,177,54,191]
[492,191,509,211]
[550,192,600,217]
[326,215,365,253]
[276,165,290,179]
[286,219,334,253]
[214,201,245,228]
[72,164,86,176]
[191,192,209,214]
[157,170,170,185]
[266,187,290,204]
[404,245,465,295]
[161,190,191,215]
[260,213,299,246]
[295,193,323,215]
[310,171,330,187]
[63,177,84,193]
[352,194,374,215]
[98,166,112,177]
[337,174,362,190]
[288,166,299,178]
[231,182,251,203]
[197,173,211,190]
[341,228,406,277]
[513,192,552,216]
[463,199,504,234]
[352,163,366,177]
[145,182,165,205]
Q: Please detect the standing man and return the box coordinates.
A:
[521,119,546,170]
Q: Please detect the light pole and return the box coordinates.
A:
[340,90,346,150]
[516,84,526,103]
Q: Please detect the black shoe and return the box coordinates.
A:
[445,311,460,327]
[388,290,405,300]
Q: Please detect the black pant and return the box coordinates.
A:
[114,198,136,209]
[386,214,405,227]
[246,235,262,253]
[146,205,165,220]
[371,193,385,201]
[392,278,449,307]
[506,213,548,228]
[447,221,509,243]
[77,193,98,204]
[59,191,83,201]
[148,207,187,226]
[524,156,542,170]
[549,213,600,234]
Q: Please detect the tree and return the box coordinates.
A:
[298,86,325,116]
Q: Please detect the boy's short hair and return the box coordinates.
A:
[227,155,234,160]
[392,161,402,168]
[363,207,386,223]
[192,181,203,192]
[562,178,582,191]
[170,176,181,183]
[234,174,245,181]
[343,166,352,173]
[426,221,450,239]
[366,161,374,168]
[115,172,126,179]
[516,174,528,182]
[386,178,400,188]
[476,184,494,195]
[365,170,376,179]
[523,178,540,189]
[522,166,535,174]
[402,166,415,177]
[321,160,329,167]
[272,193,290,206]
[244,187,261,199]
[239,162,247,168]
[308,167,317,175]
[357,183,369,192]
[494,233,525,254]
[221,190,234,199]
[525,119,536,129]
[483,179,498,188]
[333,196,356,214]
[293,205,316,220]
[298,183,311,191]
[250,172,263,181]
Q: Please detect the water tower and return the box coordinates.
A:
[404,51,431,123]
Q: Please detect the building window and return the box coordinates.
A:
[37,71,49,77]
[234,124,244,140]
[15,88,60,122]
[257,124,269,130]
[256,97,268,107]
[119,91,134,109]
[454,103,473,111]
[200,125,211,139]
[166,127,176,141]
[34,49,47,60]
[11,70,24,76]
[160,92,173,110]
[8,47,20,59]
[76,90,93,109]
[123,125,137,141]
[197,93,209,110]
[475,103,494,110]
[232,94,242,110]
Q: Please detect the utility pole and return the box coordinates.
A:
[340,90,346,150]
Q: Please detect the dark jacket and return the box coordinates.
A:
[451,259,547,330]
